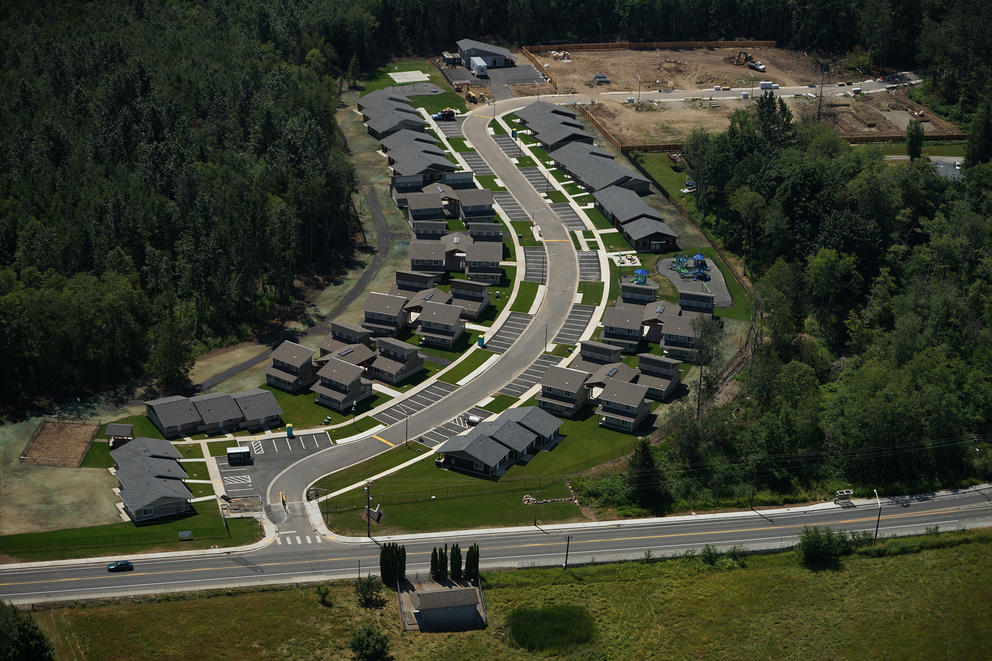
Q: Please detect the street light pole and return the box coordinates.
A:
[563,535,571,569]
[365,481,372,539]
[873,489,882,541]
[636,74,641,103]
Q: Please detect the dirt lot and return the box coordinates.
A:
[585,97,740,144]
[807,88,962,138]
[20,421,98,467]
[537,47,837,93]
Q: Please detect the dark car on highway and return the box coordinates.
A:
[106,560,133,572]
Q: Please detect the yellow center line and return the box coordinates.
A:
[372,435,395,447]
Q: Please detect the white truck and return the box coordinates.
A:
[469,56,488,78]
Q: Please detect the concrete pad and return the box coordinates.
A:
[389,71,430,83]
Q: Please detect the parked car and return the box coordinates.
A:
[107,560,133,572]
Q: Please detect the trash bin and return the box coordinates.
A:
[477,337,485,348]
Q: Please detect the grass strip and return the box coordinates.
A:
[578,280,604,306]
[583,207,613,230]
[81,441,113,468]
[101,414,164,440]
[311,442,431,494]
[481,394,517,413]
[601,231,633,252]
[437,350,496,384]
[510,221,540,246]
[509,281,540,313]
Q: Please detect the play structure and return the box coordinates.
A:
[630,268,650,285]
[670,253,711,281]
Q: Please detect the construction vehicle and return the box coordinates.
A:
[735,50,752,66]
[465,90,477,103]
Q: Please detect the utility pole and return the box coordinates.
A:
[563,535,571,569]
[636,74,641,103]
[817,64,826,120]
[365,481,372,539]
[873,489,882,541]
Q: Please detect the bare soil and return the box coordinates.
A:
[586,98,737,145]
[800,88,963,138]
[20,421,98,467]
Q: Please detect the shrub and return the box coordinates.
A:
[726,544,748,567]
[508,605,595,652]
[700,544,720,566]
[795,526,851,569]
[315,585,332,607]
[349,624,389,661]
[354,574,385,608]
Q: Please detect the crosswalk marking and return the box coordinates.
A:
[316,536,322,543]
[284,536,291,545]
[276,536,281,545]
[305,536,312,544]
[251,440,264,455]
[222,475,251,485]
[296,536,302,544]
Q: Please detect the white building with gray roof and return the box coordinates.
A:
[110,437,192,523]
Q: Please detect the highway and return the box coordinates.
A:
[2,487,990,605]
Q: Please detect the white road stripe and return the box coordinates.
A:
[284,537,292,545]
[306,536,312,544]
[316,536,322,543]
[275,536,282,545]
[296,536,302,544]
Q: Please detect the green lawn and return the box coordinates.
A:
[437,349,496,384]
[81,441,113,468]
[31,530,992,660]
[310,442,431,495]
[543,189,568,203]
[489,118,507,134]
[550,167,569,182]
[529,145,550,163]
[515,155,537,168]
[0,506,259,562]
[260,384,393,428]
[324,406,639,534]
[563,181,586,195]
[446,217,468,232]
[502,232,517,261]
[693,246,754,321]
[510,221,540,246]
[639,153,700,218]
[390,360,444,392]
[570,232,582,250]
[187,482,215,498]
[476,174,506,191]
[518,132,540,145]
[578,281,605,306]
[406,330,482,362]
[573,193,594,205]
[360,59,466,113]
[481,394,518,413]
[608,260,620,305]
[583,207,613,230]
[447,137,473,152]
[509,280,540,313]
[100,414,164,440]
[207,440,234,457]
[547,344,574,357]
[181,461,209,481]
[601,231,633,252]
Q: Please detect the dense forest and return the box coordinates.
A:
[578,95,992,511]
[0,0,986,410]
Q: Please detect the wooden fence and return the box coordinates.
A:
[525,40,776,51]
[521,46,557,91]
[575,104,623,151]
[846,132,967,144]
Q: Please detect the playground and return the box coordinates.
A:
[657,254,733,307]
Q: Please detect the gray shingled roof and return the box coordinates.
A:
[464,242,502,263]
[599,378,649,406]
[515,100,577,123]
[271,340,315,368]
[661,314,700,339]
[365,292,408,316]
[407,192,444,211]
[623,217,677,242]
[456,188,494,207]
[451,279,490,293]
[549,142,648,191]
[190,393,243,425]
[332,344,377,366]
[317,357,365,384]
[377,336,418,356]
[409,241,445,262]
[419,301,464,325]
[542,365,590,394]
[110,437,181,463]
[580,339,622,355]
[594,185,665,224]
[233,389,283,420]
[105,423,133,437]
[111,438,191,512]
[380,128,439,152]
[490,421,537,453]
[638,353,681,370]
[441,429,510,467]
[405,287,452,310]
[602,306,643,331]
[145,395,202,429]
[499,407,563,439]
[589,362,639,385]
[413,587,479,610]
[456,38,512,58]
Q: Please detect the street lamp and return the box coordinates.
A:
[873,489,882,541]
[365,481,372,539]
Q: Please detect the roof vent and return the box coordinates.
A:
[453,236,461,244]
[424,293,434,301]
[340,348,353,356]
[607,367,619,377]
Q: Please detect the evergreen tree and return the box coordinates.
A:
[965,98,992,168]
[1,600,54,660]
[347,54,361,89]
[464,543,480,580]
[450,543,462,580]
[430,547,438,579]
[350,624,389,661]
[627,438,658,506]
[397,544,406,582]
[905,118,923,160]
[437,545,448,580]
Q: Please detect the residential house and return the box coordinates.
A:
[456,39,514,67]
[437,430,512,476]
[265,340,318,394]
[417,301,466,349]
[232,389,283,430]
[457,188,496,223]
[367,336,424,384]
[110,438,191,523]
[487,421,538,460]
[596,378,651,431]
[636,354,682,401]
[499,406,562,447]
[394,270,436,294]
[586,362,639,388]
[319,321,373,356]
[145,395,203,439]
[516,101,595,152]
[450,279,491,320]
[326,343,377,368]
[621,217,678,252]
[467,221,504,242]
[362,292,409,337]
[404,287,453,314]
[537,365,591,417]
[411,587,482,631]
[464,241,503,283]
[601,305,644,353]
[679,290,716,314]
[621,281,658,305]
[407,195,447,226]
[578,340,622,365]
[311,358,374,411]
[436,407,561,476]
[661,314,702,360]
[358,90,429,139]
[409,240,446,274]
[106,423,133,447]
[549,142,650,193]
[594,185,665,228]
[190,393,244,435]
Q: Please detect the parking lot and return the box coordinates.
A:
[576,250,601,280]
[417,407,493,447]
[551,203,586,231]
[485,312,533,353]
[493,191,529,220]
[522,246,547,282]
[372,381,459,425]
[493,134,524,158]
[461,151,492,174]
[521,167,554,192]
[216,431,333,498]
[436,117,465,139]
[553,304,596,345]
[499,354,562,398]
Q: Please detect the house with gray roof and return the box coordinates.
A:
[587,362,639,387]
[457,188,496,222]
[411,586,483,631]
[456,39,514,67]
[417,301,466,349]
[515,100,578,123]
[464,241,503,283]
[661,314,702,360]
[438,428,512,476]
[488,421,538,459]
[404,287,452,313]
[679,290,716,314]
[145,395,203,438]
[450,279,490,320]
[190,393,244,435]
[110,438,191,523]
[326,343,377,368]
[362,292,410,337]
[311,358,374,411]
[621,280,658,305]
[499,407,563,446]
[233,389,283,429]
[601,305,645,353]
[636,354,682,401]
[436,407,561,476]
[412,219,448,240]
[538,365,591,417]
[467,221,503,243]
[367,336,423,385]
[622,217,678,252]
[380,128,439,153]
[596,378,651,432]
[409,240,446,274]
[594,185,665,227]
[549,142,650,193]
[360,92,429,139]
[266,340,318,394]
[105,423,134,444]
[405,192,446,223]
[394,270,437,293]
[578,339,623,365]
[320,321,373,356]
[516,101,594,152]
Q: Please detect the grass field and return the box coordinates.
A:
[0,507,259,562]
[34,530,992,660]
[437,349,496,384]
[639,153,701,219]
[578,281,605,306]
[481,394,517,413]
[260,384,392,429]
[81,441,113,468]
[100,414,163,440]
[509,281,539,313]
[360,59,466,113]
[515,155,537,168]
[181,461,209,481]
[310,442,431,495]
[543,189,568,204]
[601,231,633,253]
[475,174,506,191]
[583,207,614,230]
[446,137,473,152]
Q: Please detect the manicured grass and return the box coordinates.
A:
[207,440,234,457]
[187,482,215,498]
[447,137,473,152]
[563,181,586,195]
[639,153,700,218]
[509,281,540,313]
[481,394,517,413]
[508,605,595,652]
[573,193,594,205]
[601,231,633,253]
[0,506,259,561]
[476,174,506,191]
[181,461,209,481]
[360,59,467,113]
[310,442,431,495]
[550,167,569,182]
[518,132,540,145]
[489,118,506,134]
[31,530,992,660]
[446,217,468,232]
[437,349,496,384]
[81,440,113,468]
[515,155,537,168]
[510,221,540,246]
[608,260,620,305]
[259,384,393,428]
[101,414,164,440]
[391,360,444,392]
[543,189,568,203]
[693,246,754,321]
[583,207,613,230]
[502,232,517,261]
[578,280,605,306]
[406,330,482,362]
[570,231,582,250]
[529,145,550,162]
[547,343,574,357]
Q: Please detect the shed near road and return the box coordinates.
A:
[456,39,514,68]
[411,586,484,630]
